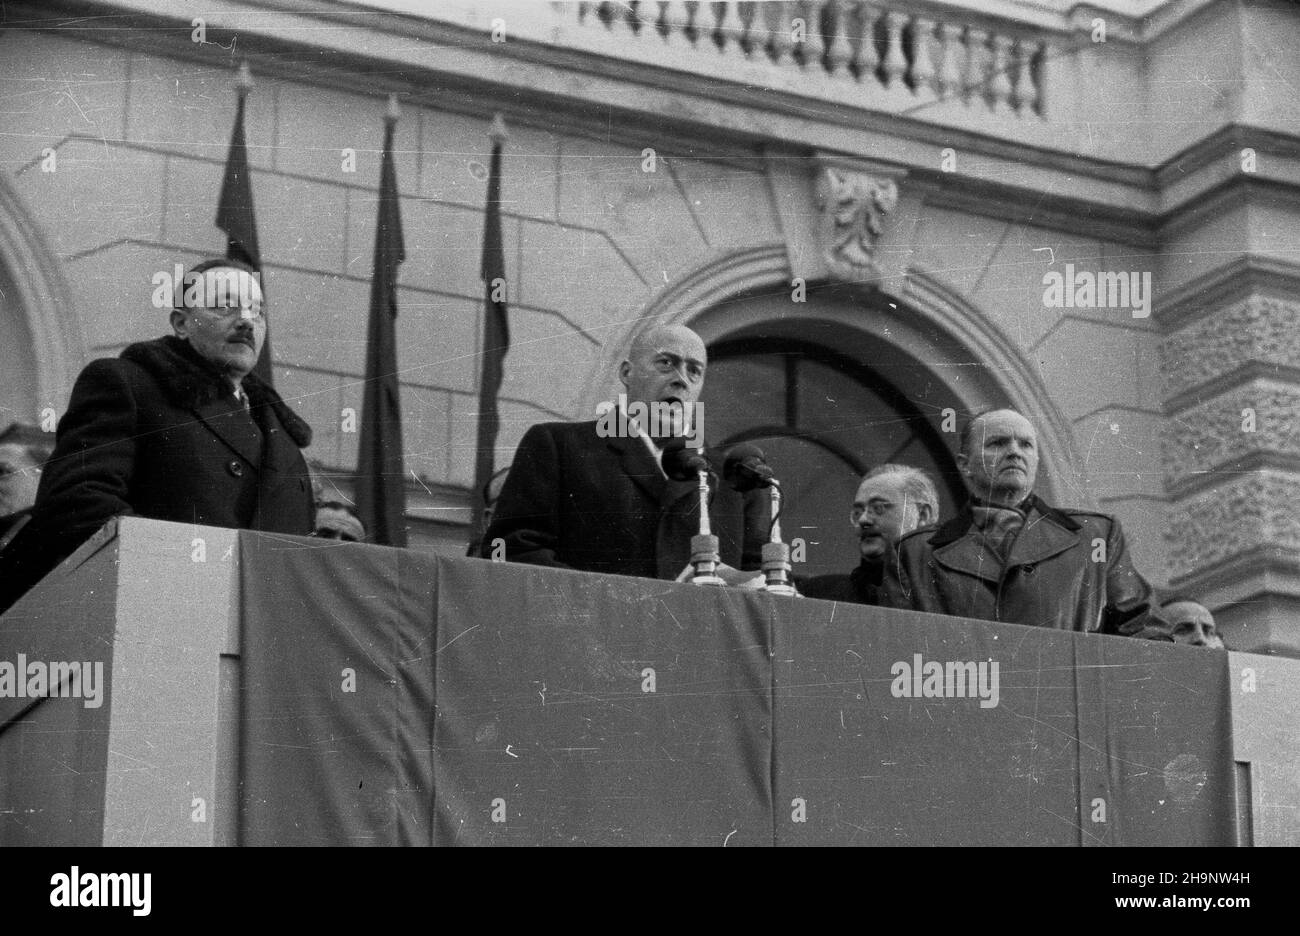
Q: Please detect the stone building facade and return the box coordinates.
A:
[1,0,1297,653]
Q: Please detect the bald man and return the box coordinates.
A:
[484,324,764,579]
[1161,597,1225,649]
[883,408,1169,639]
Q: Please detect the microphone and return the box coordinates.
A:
[723,443,776,492]
[658,437,724,586]
[661,437,709,481]
[725,444,796,596]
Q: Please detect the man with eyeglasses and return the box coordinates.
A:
[800,464,939,605]
[0,258,315,613]
[485,323,765,580]
[882,408,1170,640]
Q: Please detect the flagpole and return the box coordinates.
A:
[471,114,510,540]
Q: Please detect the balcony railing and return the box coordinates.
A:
[568,1,1047,117]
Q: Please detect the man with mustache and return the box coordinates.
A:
[0,259,314,613]
[883,408,1170,639]
[800,464,939,605]
[485,323,764,579]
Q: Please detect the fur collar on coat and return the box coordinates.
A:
[119,335,312,448]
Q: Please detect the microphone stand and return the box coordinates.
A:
[761,482,796,596]
[690,463,725,586]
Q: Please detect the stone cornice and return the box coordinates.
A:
[1162,361,1300,417]
[1164,450,1300,502]
[1157,175,1300,244]
[908,174,1157,248]
[1093,0,1225,43]
[1155,256,1300,331]
[1169,544,1300,599]
[1154,124,1300,192]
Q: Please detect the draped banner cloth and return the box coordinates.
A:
[236,539,1235,846]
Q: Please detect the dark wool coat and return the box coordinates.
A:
[483,420,767,580]
[0,336,313,611]
[799,558,885,606]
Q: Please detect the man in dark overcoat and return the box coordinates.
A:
[0,259,314,613]
[484,324,764,580]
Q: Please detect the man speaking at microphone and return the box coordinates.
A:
[484,324,765,580]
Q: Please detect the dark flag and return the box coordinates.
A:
[355,97,408,547]
[216,62,272,385]
[472,114,511,536]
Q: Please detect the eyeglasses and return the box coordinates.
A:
[850,501,896,523]
[194,304,265,322]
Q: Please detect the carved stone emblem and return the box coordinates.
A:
[816,167,899,281]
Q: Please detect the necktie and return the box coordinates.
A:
[233,385,263,449]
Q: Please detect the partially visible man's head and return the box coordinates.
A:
[0,443,43,516]
[957,408,1039,507]
[851,464,940,560]
[170,258,266,381]
[1162,597,1225,649]
[480,465,511,534]
[314,501,366,543]
[619,324,707,437]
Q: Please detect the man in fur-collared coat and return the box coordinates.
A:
[0,259,314,614]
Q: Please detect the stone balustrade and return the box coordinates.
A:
[568,1,1047,117]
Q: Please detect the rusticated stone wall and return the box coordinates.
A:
[1161,290,1300,655]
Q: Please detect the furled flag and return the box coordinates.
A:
[472,114,511,536]
[355,96,408,547]
[215,61,272,385]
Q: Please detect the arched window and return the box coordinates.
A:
[702,336,962,579]
[0,177,82,420]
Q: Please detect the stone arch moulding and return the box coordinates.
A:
[572,244,789,419]
[0,174,84,418]
[899,266,1091,509]
[578,245,1090,509]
